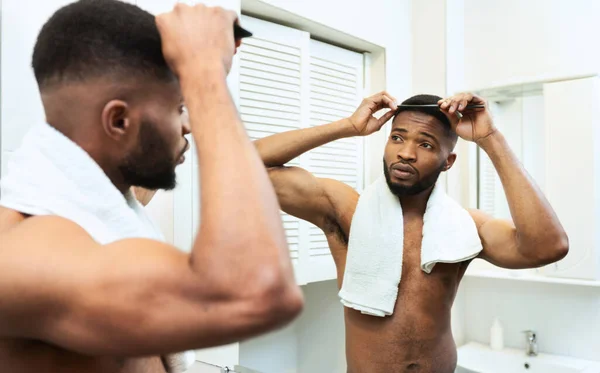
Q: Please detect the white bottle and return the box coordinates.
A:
[490,318,504,351]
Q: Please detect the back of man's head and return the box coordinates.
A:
[32,0,172,91]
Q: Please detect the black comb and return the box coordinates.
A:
[234,23,253,39]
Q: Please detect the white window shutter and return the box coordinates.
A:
[238,16,311,284]
[477,148,497,216]
[305,40,365,283]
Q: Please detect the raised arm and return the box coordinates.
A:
[254,92,398,229]
[0,4,301,357]
[440,93,569,269]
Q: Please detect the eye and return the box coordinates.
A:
[179,104,187,115]
[421,143,433,149]
[391,135,403,142]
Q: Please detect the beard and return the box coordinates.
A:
[383,159,446,197]
[119,120,181,191]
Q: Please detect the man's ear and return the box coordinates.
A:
[443,152,457,171]
[101,100,134,140]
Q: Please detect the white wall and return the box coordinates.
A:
[464,0,600,90]
[296,280,346,373]
[239,321,299,373]
[411,0,446,97]
[238,280,347,373]
[463,278,600,361]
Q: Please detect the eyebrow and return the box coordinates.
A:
[391,128,440,144]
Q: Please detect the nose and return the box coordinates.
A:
[396,143,416,162]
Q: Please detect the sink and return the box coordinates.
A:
[456,342,600,373]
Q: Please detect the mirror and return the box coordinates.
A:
[1,1,599,373]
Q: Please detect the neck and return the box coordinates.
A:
[47,120,131,195]
[398,185,435,215]
[82,140,131,194]
[43,91,132,196]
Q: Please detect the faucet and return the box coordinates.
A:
[523,330,538,356]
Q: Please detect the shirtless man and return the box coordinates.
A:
[255,91,568,372]
[0,2,302,372]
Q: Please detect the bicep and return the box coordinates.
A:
[0,216,273,356]
[470,209,540,269]
[268,166,349,229]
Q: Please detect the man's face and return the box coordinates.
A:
[119,80,190,190]
[383,111,456,196]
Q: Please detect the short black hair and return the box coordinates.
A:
[394,94,458,147]
[32,0,172,89]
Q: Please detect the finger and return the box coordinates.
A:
[439,98,451,109]
[364,94,391,112]
[377,109,396,128]
[174,2,192,12]
[369,91,396,106]
[470,93,487,106]
[447,98,457,114]
[382,95,398,111]
[382,91,398,104]
[371,100,390,114]
[457,98,468,111]
[225,9,239,24]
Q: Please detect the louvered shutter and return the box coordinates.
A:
[305,40,365,283]
[477,101,524,221]
[238,16,311,282]
[477,148,497,216]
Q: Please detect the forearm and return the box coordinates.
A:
[480,132,568,258]
[181,66,292,282]
[255,118,356,167]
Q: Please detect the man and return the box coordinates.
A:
[0,1,302,372]
[255,91,568,372]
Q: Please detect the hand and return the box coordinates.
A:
[156,3,239,77]
[438,93,497,144]
[347,91,398,136]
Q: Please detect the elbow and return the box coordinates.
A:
[258,270,304,326]
[528,233,569,266]
[550,234,569,262]
[248,265,304,330]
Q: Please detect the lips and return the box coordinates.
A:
[391,163,415,174]
[391,163,416,180]
[177,140,190,165]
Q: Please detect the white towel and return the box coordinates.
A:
[338,175,482,317]
[0,122,196,372]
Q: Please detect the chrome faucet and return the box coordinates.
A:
[523,330,538,356]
